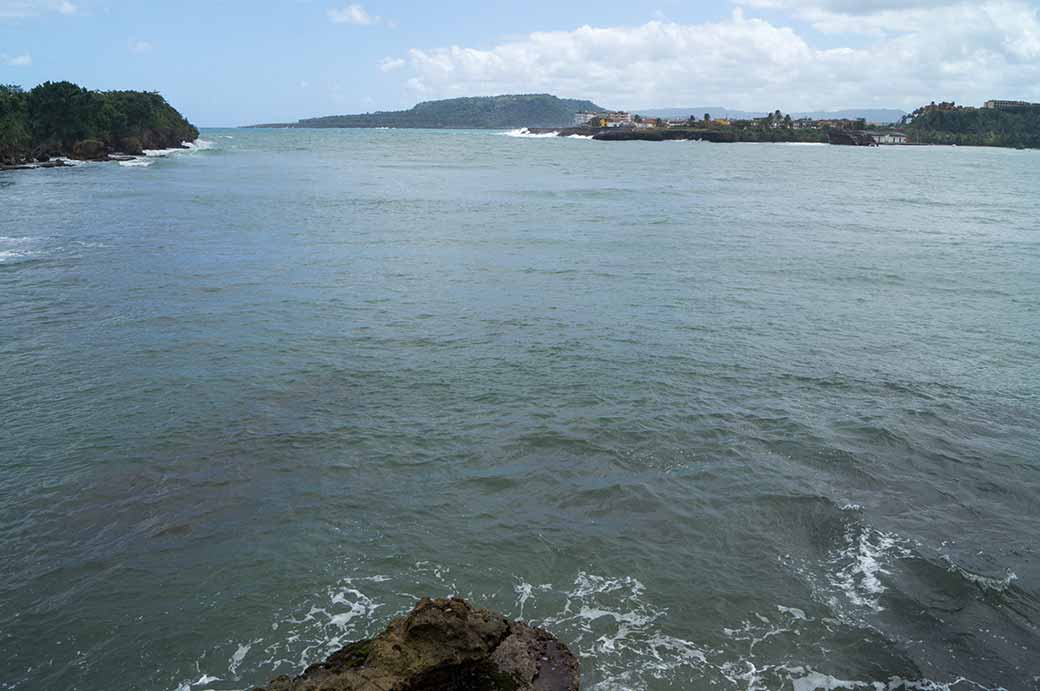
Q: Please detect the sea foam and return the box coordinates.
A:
[500,128,560,138]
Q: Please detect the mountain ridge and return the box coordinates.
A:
[250,94,605,129]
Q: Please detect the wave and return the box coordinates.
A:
[0,235,40,263]
[167,539,1017,691]
[943,558,1018,593]
[144,139,215,157]
[119,158,154,167]
[0,249,33,263]
[499,128,560,138]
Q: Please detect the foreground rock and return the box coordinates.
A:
[254,597,580,691]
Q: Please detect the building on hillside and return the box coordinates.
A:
[576,111,634,127]
[983,100,1037,110]
[869,132,908,145]
[603,111,634,127]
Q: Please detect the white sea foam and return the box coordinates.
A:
[566,134,594,140]
[176,562,1007,691]
[500,128,559,138]
[777,605,808,621]
[227,641,254,676]
[144,139,215,157]
[0,235,44,262]
[514,579,552,618]
[943,559,1018,593]
[119,158,154,167]
[0,249,32,262]
[799,523,910,615]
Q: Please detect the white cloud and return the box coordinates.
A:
[328,3,379,25]
[0,0,75,18]
[129,39,152,53]
[379,57,405,72]
[394,3,1040,110]
[2,52,32,66]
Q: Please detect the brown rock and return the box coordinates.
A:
[121,136,144,155]
[253,597,580,691]
[71,139,107,160]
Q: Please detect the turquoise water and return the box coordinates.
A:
[1,129,1038,691]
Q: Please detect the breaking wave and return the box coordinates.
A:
[144,138,216,157]
[499,128,560,138]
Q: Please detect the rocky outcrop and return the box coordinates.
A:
[121,136,144,155]
[826,129,878,146]
[253,597,580,691]
[71,139,108,160]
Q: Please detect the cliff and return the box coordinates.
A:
[0,81,199,167]
[250,94,605,130]
[253,597,580,691]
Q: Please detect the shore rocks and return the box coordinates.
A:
[253,597,580,691]
[71,139,108,160]
[121,136,145,155]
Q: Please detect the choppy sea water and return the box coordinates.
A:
[1,129,1038,691]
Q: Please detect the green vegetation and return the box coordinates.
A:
[253,94,605,130]
[1,81,198,165]
[717,110,826,143]
[904,104,1040,148]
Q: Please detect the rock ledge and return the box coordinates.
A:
[253,597,579,691]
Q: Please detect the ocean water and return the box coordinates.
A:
[1,129,1038,691]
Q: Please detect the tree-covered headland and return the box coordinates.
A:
[903,102,1040,148]
[1,81,198,165]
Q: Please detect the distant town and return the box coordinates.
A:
[566,98,1040,146]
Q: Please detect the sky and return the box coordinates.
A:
[1,0,1039,126]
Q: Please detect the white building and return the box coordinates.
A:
[983,100,1035,110]
[573,112,599,126]
[871,132,908,145]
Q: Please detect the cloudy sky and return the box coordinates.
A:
[1,0,1038,125]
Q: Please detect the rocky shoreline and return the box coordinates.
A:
[252,597,580,691]
[0,137,195,170]
[0,138,193,171]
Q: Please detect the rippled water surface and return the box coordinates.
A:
[2,130,1039,691]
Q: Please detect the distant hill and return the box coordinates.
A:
[252,94,606,130]
[637,107,905,124]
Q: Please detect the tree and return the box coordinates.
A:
[27,81,100,147]
[783,114,793,129]
[0,85,31,160]
[704,113,711,122]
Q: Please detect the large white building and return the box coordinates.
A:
[983,100,1036,110]
[871,132,908,145]
[573,111,634,127]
